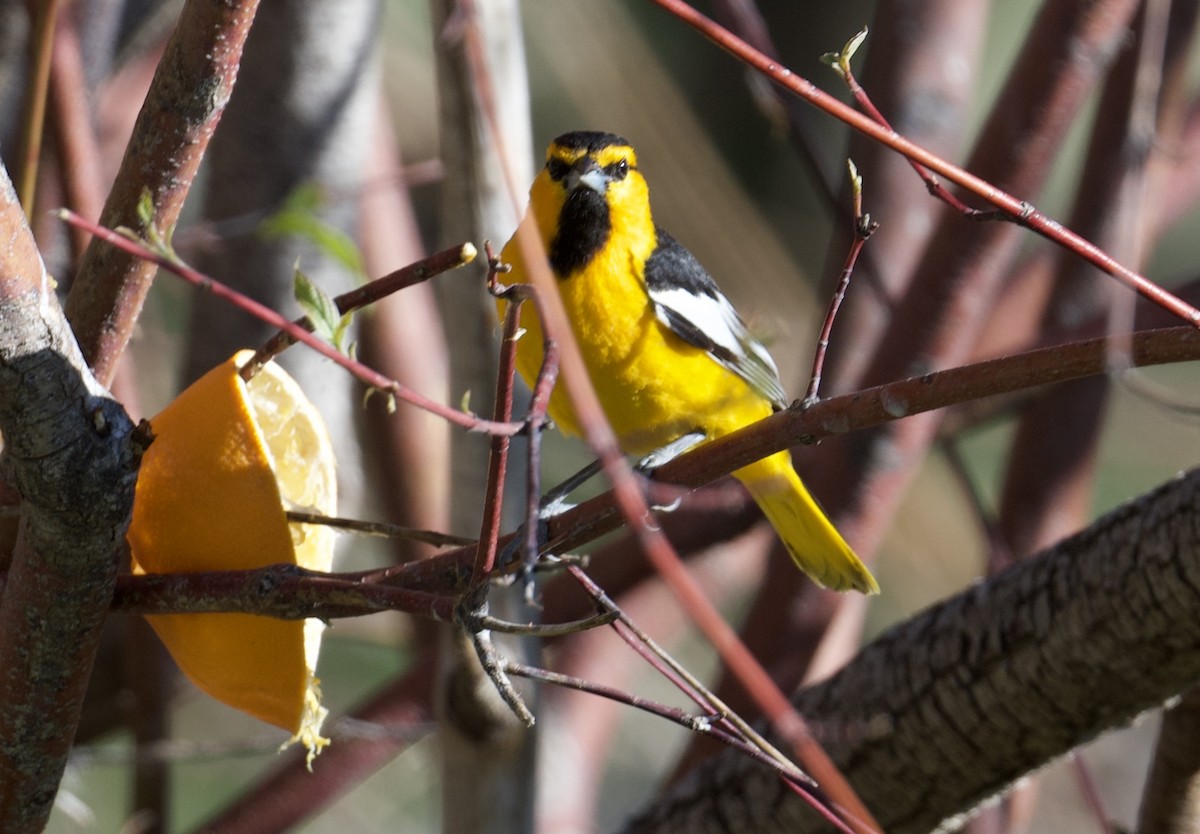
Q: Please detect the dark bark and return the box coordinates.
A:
[0,164,138,831]
[628,467,1200,833]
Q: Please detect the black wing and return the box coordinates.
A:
[643,229,788,410]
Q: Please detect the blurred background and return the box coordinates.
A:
[16,0,1200,830]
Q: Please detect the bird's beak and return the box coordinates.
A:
[565,159,607,194]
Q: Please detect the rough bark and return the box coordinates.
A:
[627,467,1200,834]
[0,162,138,830]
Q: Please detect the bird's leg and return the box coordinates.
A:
[538,458,603,518]
[635,431,707,512]
[635,430,707,471]
[497,458,606,602]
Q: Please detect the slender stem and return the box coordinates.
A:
[469,262,523,585]
[648,0,1200,328]
[805,161,875,404]
[58,209,522,437]
[16,0,63,215]
[285,510,474,548]
[833,33,984,219]
[485,245,560,573]
[109,565,459,621]
[241,242,477,378]
[474,610,618,637]
[513,653,837,817]
[362,324,1200,600]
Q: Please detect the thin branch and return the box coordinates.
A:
[827,28,984,219]
[64,0,263,388]
[648,0,1200,328]
[241,242,478,377]
[16,0,63,214]
[505,654,849,824]
[58,209,522,437]
[285,511,474,549]
[109,565,458,622]
[370,324,1200,598]
[804,159,875,405]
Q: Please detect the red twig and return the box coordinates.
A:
[470,253,524,585]
[805,161,876,405]
[240,242,477,379]
[58,209,523,437]
[648,0,1200,329]
[564,566,863,834]
[506,654,842,823]
[355,324,1200,603]
[829,29,984,219]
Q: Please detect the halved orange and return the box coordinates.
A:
[127,350,336,761]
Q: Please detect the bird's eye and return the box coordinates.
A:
[546,158,570,181]
[605,159,629,181]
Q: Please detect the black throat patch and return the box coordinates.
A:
[549,187,611,278]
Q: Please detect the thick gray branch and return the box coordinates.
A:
[627,468,1200,834]
[0,170,137,828]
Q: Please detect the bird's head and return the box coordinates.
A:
[529,131,654,276]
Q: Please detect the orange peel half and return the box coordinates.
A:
[127,350,336,762]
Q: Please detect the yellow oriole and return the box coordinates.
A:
[498,131,878,594]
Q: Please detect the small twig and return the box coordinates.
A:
[566,567,814,782]
[58,208,522,437]
[284,510,474,549]
[565,566,866,834]
[825,28,993,221]
[469,249,525,587]
[473,610,618,638]
[805,159,876,405]
[241,242,477,377]
[504,659,721,732]
[110,564,459,621]
[650,0,1200,329]
[456,600,535,727]
[363,324,1200,601]
[502,657,826,810]
[485,246,560,578]
[16,0,63,214]
[454,245,541,726]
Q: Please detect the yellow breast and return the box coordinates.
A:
[499,213,770,456]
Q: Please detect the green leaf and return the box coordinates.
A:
[261,183,366,277]
[294,266,346,348]
[136,188,155,229]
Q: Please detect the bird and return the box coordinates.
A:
[496,130,878,594]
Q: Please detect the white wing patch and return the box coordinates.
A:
[650,286,747,361]
[649,284,788,409]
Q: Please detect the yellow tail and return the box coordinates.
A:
[735,453,879,594]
